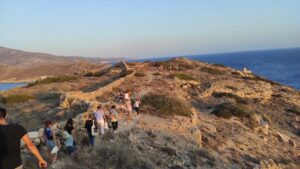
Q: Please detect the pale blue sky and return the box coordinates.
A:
[1,0,300,58]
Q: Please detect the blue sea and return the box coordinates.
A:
[190,48,300,90]
[135,48,300,90]
[0,83,27,91]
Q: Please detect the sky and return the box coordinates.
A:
[1,0,300,58]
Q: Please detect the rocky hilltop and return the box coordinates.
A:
[0,58,299,169]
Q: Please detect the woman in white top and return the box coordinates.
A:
[94,105,106,135]
[134,98,141,115]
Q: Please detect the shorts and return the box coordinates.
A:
[46,140,56,149]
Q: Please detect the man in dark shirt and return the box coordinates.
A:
[0,107,47,169]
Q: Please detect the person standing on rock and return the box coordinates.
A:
[94,105,106,135]
[0,107,47,169]
[109,105,118,132]
[44,120,60,168]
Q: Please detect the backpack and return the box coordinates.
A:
[44,128,53,140]
[91,121,98,136]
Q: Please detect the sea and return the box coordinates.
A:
[134,48,300,90]
[0,83,27,91]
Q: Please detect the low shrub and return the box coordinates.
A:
[212,92,248,104]
[84,71,106,77]
[211,103,252,119]
[200,67,225,75]
[153,72,161,76]
[211,63,226,68]
[169,73,196,81]
[152,61,172,69]
[27,76,78,87]
[75,141,153,169]
[134,72,146,77]
[1,94,34,104]
[225,85,238,91]
[231,71,241,76]
[286,107,300,115]
[242,76,279,85]
[212,103,259,129]
[120,70,135,77]
[142,94,192,117]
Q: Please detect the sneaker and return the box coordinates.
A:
[51,164,56,169]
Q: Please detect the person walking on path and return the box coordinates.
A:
[118,89,124,103]
[44,120,60,168]
[0,107,47,169]
[84,114,96,146]
[64,118,76,155]
[134,97,141,115]
[124,89,131,105]
[94,105,106,135]
[109,105,118,132]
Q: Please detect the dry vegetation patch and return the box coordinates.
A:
[74,141,153,169]
[27,75,78,87]
[211,103,259,129]
[142,94,192,117]
[134,72,146,77]
[212,92,248,104]
[200,67,225,75]
[168,73,196,81]
[0,94,35,104]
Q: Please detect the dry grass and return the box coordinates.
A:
[211,63,226,68]
[168,73,196,81]
[152,72,161,76]
[1,94,35,104]
[200,67,225,75]
[74,141,153,169]
[27,75,78,87]
[134,72,146,77]
[212,92,248,104]
[286,107,300,115]
[142,94,192,117]
[211,103,259,129]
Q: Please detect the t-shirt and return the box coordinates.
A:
[94,110,104,122]
[85,120,93,133]
[0,124,27,169]
[64,135,74,147]
[109,109,118,122]
[124,93,130,100]
[134,100,140,108]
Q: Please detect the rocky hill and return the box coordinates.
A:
[0,46,121,81]
[0,58,299,169]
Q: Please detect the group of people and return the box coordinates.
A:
[84,104,119,147]
[0,89,142,169]
[118,89,141,115]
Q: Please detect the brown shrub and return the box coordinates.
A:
[200,67,225,75]
[142,94,192,117]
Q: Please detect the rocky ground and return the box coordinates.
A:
[1,58,299,169]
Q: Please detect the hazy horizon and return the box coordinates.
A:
[1,0,300,58]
